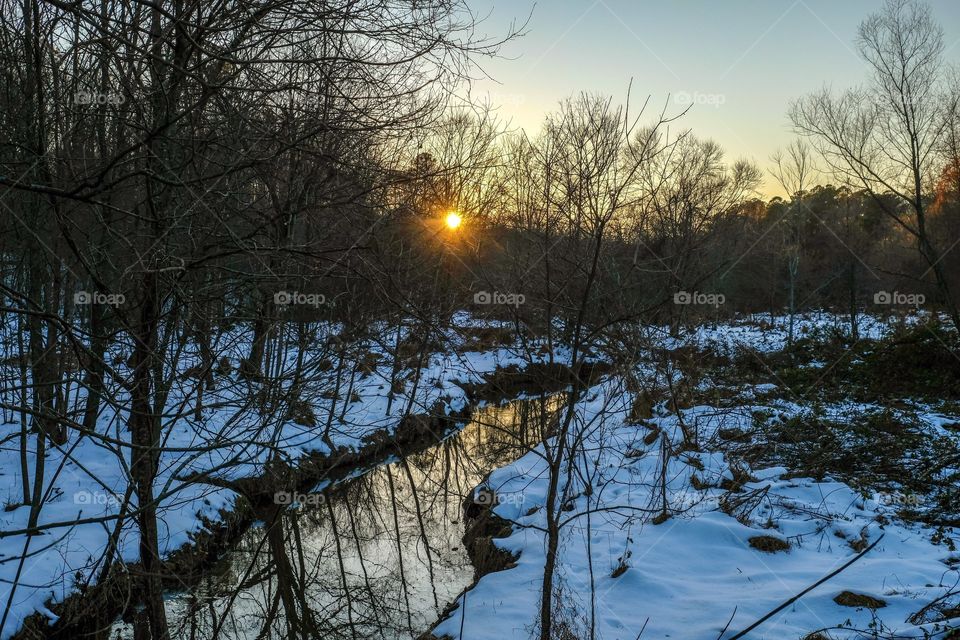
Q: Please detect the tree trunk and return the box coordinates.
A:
[848,259,858,341]
[129,270,169,640]
[82,300,106,430]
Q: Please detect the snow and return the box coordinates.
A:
[0,317,563,638]
[434,376,959,639]
[1,310,956,638]
[656,311,914,355]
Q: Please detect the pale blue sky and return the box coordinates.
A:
[467,0,960,196]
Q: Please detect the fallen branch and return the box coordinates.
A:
[724,532,886,640]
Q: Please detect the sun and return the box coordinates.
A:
[444,211,463,230]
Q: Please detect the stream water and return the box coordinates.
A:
[114,394,563,639]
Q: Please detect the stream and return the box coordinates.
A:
[113,394,563,639]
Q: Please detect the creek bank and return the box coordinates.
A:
[417,489,522,640]
[457,360,610,402]
[13,360,597,640]
[418,362,615,640]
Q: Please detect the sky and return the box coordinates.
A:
[466,0,960,197]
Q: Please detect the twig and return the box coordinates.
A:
[716,606,737,639]
[635,616,649,639]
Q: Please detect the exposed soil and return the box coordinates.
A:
[833,590,887,609]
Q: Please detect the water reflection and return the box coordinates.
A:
[119,394,563,639]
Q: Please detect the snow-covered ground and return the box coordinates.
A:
[433,378,960,639]
[0,314,563,637]
[1,310,956,638]
[657,310,927,355]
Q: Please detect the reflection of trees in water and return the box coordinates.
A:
[168,395,561,639]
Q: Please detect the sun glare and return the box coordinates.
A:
[444,211,463,230]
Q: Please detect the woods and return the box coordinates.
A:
[0,0,959,639]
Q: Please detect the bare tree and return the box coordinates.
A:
[790,0,960,330]
[770,139,817,349]
[639,133,760,335]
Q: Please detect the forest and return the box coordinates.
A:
[0,0,959,638]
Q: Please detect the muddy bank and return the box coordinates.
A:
[458,360,610,402]
[417,489,521,640]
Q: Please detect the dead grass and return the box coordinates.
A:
[460,326,515,351]
[357,351,380,375]
[628,392,655,422]
[690,474,711,490]
[651,512,671,525]
[718,427,752,443]
[642,429,660,446]
[285,398,317,427]
[748,535,790,553]
[833,590,886,609]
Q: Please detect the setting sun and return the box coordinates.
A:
[444,211,463,230]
